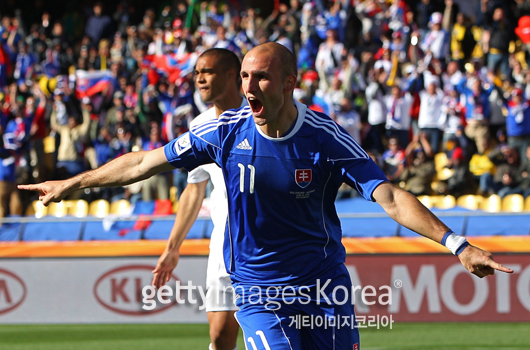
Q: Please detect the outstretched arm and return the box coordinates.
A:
[152,180,208,288]
[372,182,513,278]
[18,147,174,205]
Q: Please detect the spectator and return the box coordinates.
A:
[469,137,496,196]
[483,6,514,79]
[315,29,344,90]
[421,12,449,61]
[505,88,530,164]
[442,146,476,198]
[50,93,91,178]
[365,68,388,138]
[417,73,444,155]
[85,2,113,46]
[489,146,522,198]
[440,86,463,148]
[400,150,436,196]
[416,0,436,32]
[385,84,412,149]
[383,136,406,183]
[455,75,494,154]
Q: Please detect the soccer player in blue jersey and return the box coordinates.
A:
[20,43,513,350]
[152,48,245,350]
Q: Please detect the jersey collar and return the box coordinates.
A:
[255,99,306,141]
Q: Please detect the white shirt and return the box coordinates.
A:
[315,41,344,77]
[418,89,445,129]
[335,109,361,143]
[366,81,387,126]
[385,93,412,130]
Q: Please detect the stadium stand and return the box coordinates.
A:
[25,201,48,218]
[88,199,110,218]
[2,0,530,243]
[456,195,483,211]
[479,195,502,213]
[501,194,525,213]
[67,200,89,217]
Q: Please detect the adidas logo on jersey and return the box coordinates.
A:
[236,138,252,150]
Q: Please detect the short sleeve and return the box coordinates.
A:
[164,132,216,171]
[342,158,388,202]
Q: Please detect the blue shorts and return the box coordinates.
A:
[233,267,360,350]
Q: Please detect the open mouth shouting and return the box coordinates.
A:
[247,96,264,117]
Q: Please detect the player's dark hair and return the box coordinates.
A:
[199,48,241,86]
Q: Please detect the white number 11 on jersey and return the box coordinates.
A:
[238,163,255,194]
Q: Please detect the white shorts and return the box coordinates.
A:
[205,249,238,312]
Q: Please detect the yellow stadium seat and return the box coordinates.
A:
[170,186,178,203]
[479,194,501,213]
[437,167,454,181]
[434,152,448,172]
[25,200,47,218]
[456,195,483,210]
[501,194,524,213]
[417,195,434,209]
[43,136,56,153]
[110,199,130,215]
[88,200,110,218]
[47,201,68,217]
[525,196,530,212]
[433,195,456,209]
[67,200,89,217]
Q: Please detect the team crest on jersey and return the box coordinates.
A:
[353,344,359,350]
[175,133,191,155]
[295,169,312,188]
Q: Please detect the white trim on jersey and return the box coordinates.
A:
[321,171,333,259]
[254,101,307,141]
[192,109,253,138]
[272,309,295,350]
[305,109,369,160]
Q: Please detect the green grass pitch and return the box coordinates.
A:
[0,323,529,350]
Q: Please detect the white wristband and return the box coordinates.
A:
[443,232,468,255]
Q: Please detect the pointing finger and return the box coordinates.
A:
[18,184,42,191]
[488,260,514,273]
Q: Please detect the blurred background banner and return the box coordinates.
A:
[345,254,530,322]
[0,257,208,323]
[0,253,528,324]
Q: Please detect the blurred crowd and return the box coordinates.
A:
[2,0,530,218]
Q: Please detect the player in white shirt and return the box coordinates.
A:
[152,48,245,350]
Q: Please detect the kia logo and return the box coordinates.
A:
[0,268,27,315]
[94,265,179,316]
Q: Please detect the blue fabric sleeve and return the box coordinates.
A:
[342,158,388,202]
[163,132,216,171]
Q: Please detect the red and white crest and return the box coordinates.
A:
[295,169,312,188]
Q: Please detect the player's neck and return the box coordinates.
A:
[260,99,298,138]
[214,94,243,118]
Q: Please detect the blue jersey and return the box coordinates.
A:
[164,100,387,289]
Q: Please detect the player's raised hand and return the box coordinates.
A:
[458,244,514,278]
[18,180,71,206]
[152,248,180,289]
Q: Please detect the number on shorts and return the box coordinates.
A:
[247,330,271,350]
